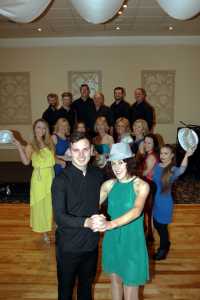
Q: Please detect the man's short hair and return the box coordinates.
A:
[61,92,73,100]
[70,131,91,145]
[47,93,58,101]
[80,84,90,92]
[114,86,126,95]
[136,88,147,97]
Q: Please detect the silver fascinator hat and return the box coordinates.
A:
[109,142,133,161]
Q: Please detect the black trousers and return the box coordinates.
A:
[153,218,170,250]
[56,244,98,300]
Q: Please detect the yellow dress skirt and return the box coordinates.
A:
[30,148,55,233]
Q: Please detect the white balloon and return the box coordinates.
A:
[0,0,52,23]
[70,0,124,24]
[156,0,200,20]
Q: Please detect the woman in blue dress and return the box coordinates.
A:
[152,144,195,260]
[52,118,70,176]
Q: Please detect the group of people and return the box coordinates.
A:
[12,84,195,300]
[42,84,155,135]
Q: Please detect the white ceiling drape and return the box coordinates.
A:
[156,0,200,20]
[70,0,124,24]
[0,0,200,24]
[0,0,52,23]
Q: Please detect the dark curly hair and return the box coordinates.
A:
[107,156,137,179]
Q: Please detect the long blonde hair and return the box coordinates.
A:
[54,118,70,136]
[31,118,54,153]
[94,116,109,133]
[133,119,149,136]
[115,117,130,133]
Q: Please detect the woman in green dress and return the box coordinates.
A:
[13,118,55,243]
[92,142,149,300]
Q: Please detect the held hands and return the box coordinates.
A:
[84,214,113,232]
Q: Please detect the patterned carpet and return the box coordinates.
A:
[173,176,200,204]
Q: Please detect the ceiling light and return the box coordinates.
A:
[168,25,173,31]
[70,0,124,24]
[116,26,120,30]
[37,28,42,32]
[123,4,128,8]
[118,10,123,15]
[156,0,200,20]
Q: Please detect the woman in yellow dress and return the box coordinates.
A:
[13,118,55,242]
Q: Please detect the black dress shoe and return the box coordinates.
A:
[153,248,169,260]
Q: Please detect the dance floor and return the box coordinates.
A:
[0,204,200,300]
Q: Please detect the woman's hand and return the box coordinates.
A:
[90,214,107,232]
[12,136,22,149]
[59,160,66,168]
[186,146,196,157]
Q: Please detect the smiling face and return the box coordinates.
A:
[114,88,124,102]
[80,85,90,99]
[94,93,104,108]
[116,121,127,136]
[111,160,128,181]
[134,89,145,103]
[34,121,47,139]
[58,119,70,135]
[62,96,72,108]
[76,122,86,133]
[160,146,174,166]
[133,121,144,137]
[48,95,58,108]
[144,136,154,153]
[70,138,92,170]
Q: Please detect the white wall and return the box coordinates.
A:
[0,38,200,160]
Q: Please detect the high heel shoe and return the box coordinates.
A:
[43,233,50,244]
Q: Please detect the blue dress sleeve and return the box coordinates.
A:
[171,166,186,181]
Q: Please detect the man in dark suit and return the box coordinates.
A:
[110,86,130,123]
[57,92,76,132]
[42,93,59,134]
[72,84,96,136]
[130,88,155,131]
[93,92,114,128]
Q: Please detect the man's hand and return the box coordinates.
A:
[84,214,107,232]
[91,214,107,232]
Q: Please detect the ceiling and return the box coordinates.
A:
[0,0,200,38]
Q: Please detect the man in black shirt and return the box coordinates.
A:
[94,92,114,127]
[72,84,96,136]
[130,88,155,131]
[57,92,76,132]
[110,87,130,123]
[42,93,59,134]
[52,132,104,300]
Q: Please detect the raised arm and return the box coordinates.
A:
[13,137,32,165]
[181,147,195,168]
[106,179,149,230]
[143,154,157,177]
[174,147,196,177]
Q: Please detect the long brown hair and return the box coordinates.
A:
[161,144,176,193]
[31,118,54,153]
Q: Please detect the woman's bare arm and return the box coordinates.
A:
[107,178,149,229]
